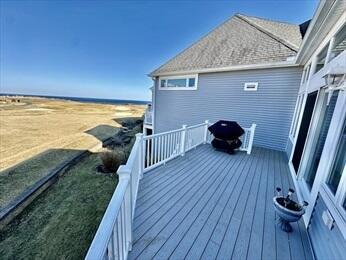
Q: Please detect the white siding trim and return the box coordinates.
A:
[244,82,258,91]
[150,61,298,77]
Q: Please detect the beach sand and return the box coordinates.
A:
[0,96,145,171]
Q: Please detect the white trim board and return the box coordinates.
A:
[150,61,299,77]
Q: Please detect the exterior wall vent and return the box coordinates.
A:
[244,82,258,91]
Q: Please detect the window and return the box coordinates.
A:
[292,91,318,173]
[290,94,304,140]
[159,75,198,90]
[326,120,346,194]
[244,82,258,91]
[303,90,339,190]
[167,78,186,88]
[302,64,311,84]
[330,24,346,62]
[314,45,329,74]
[188,78,195,87]
[160,80,166,88]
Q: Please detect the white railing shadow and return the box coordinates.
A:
[85,120,256,260]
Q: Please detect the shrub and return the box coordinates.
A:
[99,150,124,173]
[112,135,125,147]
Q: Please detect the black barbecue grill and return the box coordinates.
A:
[208,120,244,154]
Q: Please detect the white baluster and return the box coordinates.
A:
[180,125,187,156]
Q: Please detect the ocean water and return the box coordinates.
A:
[0,93,150,105]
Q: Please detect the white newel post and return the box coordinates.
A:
[247,123,257,155]
[203,120,209,144]
[180,125,187,156]
[136,133,144,178]
[117,166,133,251]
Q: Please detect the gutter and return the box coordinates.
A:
[149,61,299,77]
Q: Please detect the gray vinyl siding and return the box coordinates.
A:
[154,67,302,151]
[308,195,346,260]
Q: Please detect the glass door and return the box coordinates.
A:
[302,90,340,190]
[295,88,341,202]
[292,91,318,172]
[323,118,346,221]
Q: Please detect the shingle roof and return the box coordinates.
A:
[151,14,302,76]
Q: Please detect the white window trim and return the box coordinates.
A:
[300,90,346,228]
[159,74,198,90]
[289,93,305,141]
[244,82,258,91]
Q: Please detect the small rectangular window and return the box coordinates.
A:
[330,24,346,62]
[244,82,258,91]
[159,75,198,90]
[304,64,311,83]
[188,78,195,87]
[167,78,186,88]
[314,45,328,74]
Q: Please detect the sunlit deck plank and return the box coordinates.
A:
[128,145,313,260]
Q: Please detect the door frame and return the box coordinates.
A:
[289,85,346,225]
[306,90,346,236]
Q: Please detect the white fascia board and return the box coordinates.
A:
[149,61,299,77]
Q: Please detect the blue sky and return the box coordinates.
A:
[0,0,318,101]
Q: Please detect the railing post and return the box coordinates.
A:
[117,166,133,252]
[180,125,187,156]
[136,133,144,178]
[247,123,256,155]
[203,120,209,144]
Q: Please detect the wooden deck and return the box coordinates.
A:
[128,145,313,260]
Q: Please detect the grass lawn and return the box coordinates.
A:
[0,153,117,259]
[0,149,80,208]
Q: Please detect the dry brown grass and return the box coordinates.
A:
[99,150,125,173]
[0,97,145,171]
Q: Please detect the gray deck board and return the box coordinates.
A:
[128,144,313,260]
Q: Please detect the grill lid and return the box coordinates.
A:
[208,120,244,140]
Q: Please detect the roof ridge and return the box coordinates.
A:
[237,13,298,26]
[236,14,299,51]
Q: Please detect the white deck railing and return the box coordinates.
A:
[239,123,257,154]
[85,120,256,260]
[85,135,143,260]
[143,121,209,172]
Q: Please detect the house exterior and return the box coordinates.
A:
[86,1,345,259]
[145,14,306,153]
[286,0,346,258]
[143,0,346,259]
